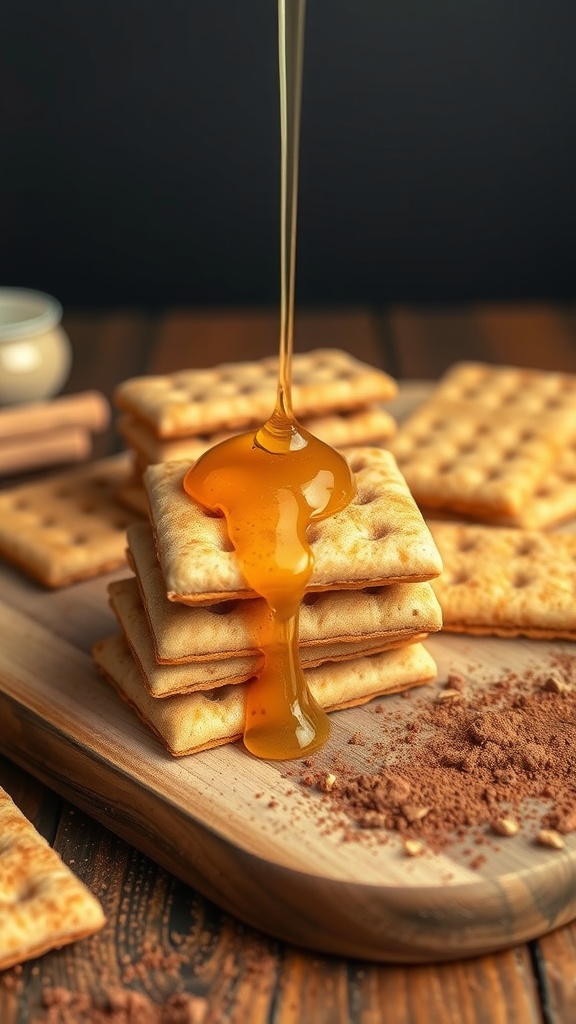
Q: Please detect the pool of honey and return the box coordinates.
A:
[183,406,355,759]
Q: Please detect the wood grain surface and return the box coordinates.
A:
[1,385,576,969]
[2,306,576,1022]
[1,579,576,968]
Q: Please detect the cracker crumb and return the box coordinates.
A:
[318,772,338,793]
[536,829,566,850]
[403,838,425,857]
[490,817,520,837]
[436,689,462,703]
[402,804,431,824]
[295,657,576,855]
[541,673,570,695]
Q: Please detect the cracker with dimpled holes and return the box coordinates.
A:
[143,448,443,606]
[0,455,142,587]
[125,521,441,664]
[428,520,576,639]
[115,401,397,518]
[118,404,396,465]
[92,633,437,756]
[114,349,397,439]
[485,441,576,530]
[389,361,576,520]
[108,577,429,698]
[0,786,105,971]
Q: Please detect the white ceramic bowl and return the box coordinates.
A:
[0,288,72,405]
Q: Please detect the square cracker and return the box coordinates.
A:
[114,349,397,438]
[0,786,105,971]
[0,455,142,588]
[494,441,576,530]
[389,361,576,519]
[92,633,437,756]
[118,404,397,465]
[108,576,430,697]
[144,448,443,604]
[428,520,576,639]
[126,521,441,663]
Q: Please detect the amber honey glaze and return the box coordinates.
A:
[184,400,354,758]
[183,0,355,759]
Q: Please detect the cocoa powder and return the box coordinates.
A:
[297,656,576,857]
[39,987,210,1023]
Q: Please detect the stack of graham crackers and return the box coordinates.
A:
[113,349,399,515]
[92,352,444,757]
[388,361,576,640]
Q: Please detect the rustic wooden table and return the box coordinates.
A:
[2,304,576,1023]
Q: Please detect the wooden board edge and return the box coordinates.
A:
[2,690,576,963]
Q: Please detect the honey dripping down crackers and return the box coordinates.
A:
[184,1,355,760]
[94,0,441,762]
[183,359,355,760]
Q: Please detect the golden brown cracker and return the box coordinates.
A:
[126,521,441,663]
[0,455,141,587]
[428,520,576,639]
[389,362,576,519]
[108,576,429,697]
[144,448,443,605]
[114,349,397,438]
[92,634,437,756]
[118,404,396,465]
[0,786,105,971]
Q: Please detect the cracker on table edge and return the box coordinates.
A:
[0,787,105,971]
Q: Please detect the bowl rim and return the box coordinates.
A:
[0,288,63,341]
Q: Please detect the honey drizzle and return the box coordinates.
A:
[255,0,304,453]
[183,0,355,760]
[277,0,304,418]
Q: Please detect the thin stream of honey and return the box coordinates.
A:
[184,0,355,759]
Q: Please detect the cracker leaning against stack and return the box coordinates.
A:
[93,447,443,757]
[388,361,576,640]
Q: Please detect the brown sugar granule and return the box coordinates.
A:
[300,665,576,854]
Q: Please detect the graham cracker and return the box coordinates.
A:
[428,520,576,639]
[389,361,576,519]
[126,521,441,663]
[0,455,142,587]
[114,349,397,438]
[499,442,576,530]
[108,576,429,697]
[0,786,106,971]
[118,404,396,465]
[92,634,437,756]
[144,448,443,605]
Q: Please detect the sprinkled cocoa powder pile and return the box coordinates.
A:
[39,987,210,1023]
[298,658,576,857]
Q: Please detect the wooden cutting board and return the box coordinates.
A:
[0,384,575,964]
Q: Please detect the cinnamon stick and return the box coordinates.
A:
[0,426,92,476]
[0,391,110,441]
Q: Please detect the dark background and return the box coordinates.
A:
[0,1,574,309]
